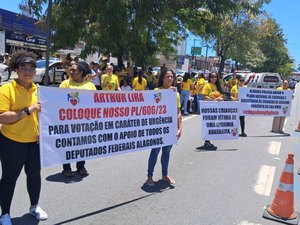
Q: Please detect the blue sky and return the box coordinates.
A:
[1,0,299,68]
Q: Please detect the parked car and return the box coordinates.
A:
[246,72,282,89]
[0,63,9,84]
[33,59,65,85]
[152,67,161,76]
[175,69,186,77]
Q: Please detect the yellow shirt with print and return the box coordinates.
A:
[133,77,147,90]
[182,79,193,91]
[101,74,119,91]
[59,79,96,90]
[0,80,39,142]
[196,78,205,94]
[202,82,222,99]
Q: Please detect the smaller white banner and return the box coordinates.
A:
[200,101,240,140]
[239,87,293,116]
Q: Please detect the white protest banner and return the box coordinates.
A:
[239,87,293,116]
[38,86,178,168]
[200,101,239,140]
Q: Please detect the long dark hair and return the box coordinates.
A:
[137,70,143,84]
[183,72,191,82]
[208,72,223,94]
[158,69,176,87]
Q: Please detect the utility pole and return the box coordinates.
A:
[204,44,209,70]
[45,0,52,85]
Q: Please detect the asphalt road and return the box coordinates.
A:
[1,82,300,225]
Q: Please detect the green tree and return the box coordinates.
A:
[255,17,294,76]
[20,0,235,66]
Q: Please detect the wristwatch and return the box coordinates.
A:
[23,107,30,116]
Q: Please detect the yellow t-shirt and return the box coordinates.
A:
[133,77,147,90]
[59,79,96,90]
[277,87,290,90]
[182,79,193,91]
[202,82,222,99]
[0,80,39,142]
[228,78,238,88]
[230,84,239,99]
[147,73,155,83]
[196,78,205,94]
[101,74,119,91]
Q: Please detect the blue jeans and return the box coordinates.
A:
[147,145,173,177]
[195,94,203,113]
[180,90,190,114]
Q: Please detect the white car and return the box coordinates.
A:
[175,69,186,77]
[33,59,65,85]
[0,63,9,84]
[152,67,161,76]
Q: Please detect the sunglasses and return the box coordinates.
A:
[239,80,245,82]
[210,76,218,79]
[19,66,36,73]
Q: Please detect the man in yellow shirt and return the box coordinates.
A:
[194,73,205,114]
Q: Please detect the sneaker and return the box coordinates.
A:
[78,167,89,177]
[145,177,155,186]
[239,132,247,137]
[203,142,217,150]
[0,214,12,225]
[29,206,48,220]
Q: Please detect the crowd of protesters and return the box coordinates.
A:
[0,51,295,225]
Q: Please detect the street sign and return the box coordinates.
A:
[191,47,201,55]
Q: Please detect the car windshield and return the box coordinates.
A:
[36,60,57,68]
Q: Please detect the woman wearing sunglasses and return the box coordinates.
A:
[0,51,47,225]
[231,76,247,137]
[201,72,224,150]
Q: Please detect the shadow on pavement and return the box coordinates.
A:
[141,180,175,193]
[11,213,39,225]
[45,172,84,184]
[195,147,237,152]
[53,193,157,225]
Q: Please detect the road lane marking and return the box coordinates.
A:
[268,141,281,155]
[238,221,261,225]
[254,165,276,196]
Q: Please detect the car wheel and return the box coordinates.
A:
[41,75,50,86]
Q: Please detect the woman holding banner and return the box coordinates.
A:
[201,72,224,150]
[0,51,48,225]
[59,61,96,177]
[271,80,290,134]
[230,76,247,137]
[145,69,182,186]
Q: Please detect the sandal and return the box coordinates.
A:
[62,170,74,178]
[162,176,176,184]
[78,167,89,177]
[145,177,155,186]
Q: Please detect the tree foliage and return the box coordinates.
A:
[20,0,235,66]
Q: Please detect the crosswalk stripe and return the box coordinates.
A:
[254,165,276,196]
[268,141,281,155]
[238,221,261,225]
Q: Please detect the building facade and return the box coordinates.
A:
[0,8,47,57]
